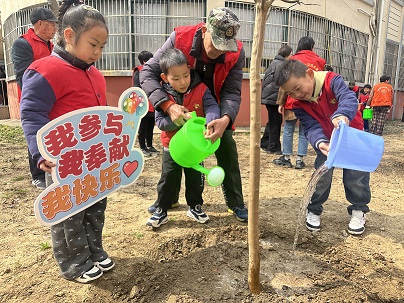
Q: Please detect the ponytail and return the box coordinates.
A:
[57,1,108,48]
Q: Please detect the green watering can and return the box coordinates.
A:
[362,107,373,120]
[169,112,225,187]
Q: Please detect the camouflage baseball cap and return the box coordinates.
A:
[206,7,240,52]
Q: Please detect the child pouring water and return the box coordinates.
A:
[20,0,113,283]
[274,59,371,235]
[146,48,220,229]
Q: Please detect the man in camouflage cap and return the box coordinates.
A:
[206,7,240,52]
[140,7,248,223]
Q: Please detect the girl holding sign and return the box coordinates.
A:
[20,1,112,283]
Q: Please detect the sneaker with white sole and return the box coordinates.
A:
[187,204,209,223]
[348,210,366,235]
[306,211,321,231]
[75,266,103,283]
[94,257,115,272]
[146,207,168,228]
[32,179,46,190]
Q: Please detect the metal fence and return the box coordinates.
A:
[3,0,402,89]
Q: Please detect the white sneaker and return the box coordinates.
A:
[94,257,115,272]
[306,211,321,231]
[75,266,103,283]
[348,210,366,235]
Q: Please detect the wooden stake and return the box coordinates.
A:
[248,0,273,294]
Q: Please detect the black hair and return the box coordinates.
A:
[324,64,333,71]
[364,84,371,89]
[379,75,391,83]
[296,36,315,53]
[57,0,108,48]
[138,51,153,65]
[159,48,188,75]
[278,44,292,58]
[274,59,308,87]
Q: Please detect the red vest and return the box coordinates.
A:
[160,83,207,147]
[293,72,363,139]
[29,55,107,121]
[174,24,242,103]
[285,50,326,110]
[22,28,54,61]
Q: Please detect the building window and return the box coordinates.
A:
[384,40,399,88]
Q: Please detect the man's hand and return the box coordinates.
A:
[278,105,284,114]
[205,115,231,143]
[166,103,192,126]
[331,115,349,128]
[318,142,330,156]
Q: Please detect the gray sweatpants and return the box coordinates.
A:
[46,173,109,280]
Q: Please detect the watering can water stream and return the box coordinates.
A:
[169,112,225,186]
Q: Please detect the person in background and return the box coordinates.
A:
[368,75,394,136]
[12,7,58,190]
[20,0,113,283]
[146,48,220,228]
[274,36,326,169]
[359,84,372,131]
[348,80,360,100]
[275,59,370,235]
[140,7,248,222]
[132,50,159,157]
[260,44,292,155]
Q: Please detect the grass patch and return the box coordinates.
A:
[12,176,25,181]
[39,242,51,250]
[0,125,25,145]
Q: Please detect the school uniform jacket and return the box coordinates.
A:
[20,45,107,164]
[292,71,363,150]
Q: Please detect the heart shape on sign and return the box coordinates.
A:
[123,160,139,178]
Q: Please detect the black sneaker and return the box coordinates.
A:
[273,155,293,168]
[266,150,282,155]
[187,204,209,223]
[228,206,248,222]
[141,148,152,157]
[146,207,168,228]
[295,160,306,169]
[147,146,159,153]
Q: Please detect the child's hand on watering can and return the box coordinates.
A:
[205,115,231,143]
[331,115,349,129]
[166,104,191,126]
[318,142,330,156]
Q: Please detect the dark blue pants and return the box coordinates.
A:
[155,149,204,211]
[260,104,282,153]
[307,152,371,215]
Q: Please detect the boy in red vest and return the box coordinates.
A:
[146,48,220,228]
[274,60,371,235]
